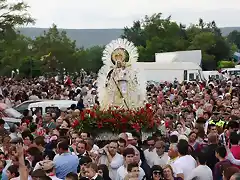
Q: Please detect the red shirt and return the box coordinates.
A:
[231,145,240,159]
[230,145,240,168]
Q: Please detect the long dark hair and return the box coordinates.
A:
[98,164,111,180]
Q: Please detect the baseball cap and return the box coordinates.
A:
[39,160,54,171]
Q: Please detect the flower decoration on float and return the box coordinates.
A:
[72,103,160,136]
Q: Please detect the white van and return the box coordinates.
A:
[28,100,78,115]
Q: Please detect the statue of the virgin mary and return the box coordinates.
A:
[97,38,146,110]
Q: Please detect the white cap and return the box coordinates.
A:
[126,132,134,140]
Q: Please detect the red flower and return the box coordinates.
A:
[25,120,30,125]
[146,103,151,109]
[132,123,141,132]
[165,121,169,128]
[72,119,79,128]
[80,112,85,120]
[97,122,103,128]
[90,111,96,118]
[120,118,128,124]
[86,109,91,114]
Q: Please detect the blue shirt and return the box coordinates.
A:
[53,153,79,179]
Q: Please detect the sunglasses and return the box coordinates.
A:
[153,170,162,175]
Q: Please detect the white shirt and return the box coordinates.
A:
[186,165,213,180]
[98,153,124,179]
[168,157,182,177]
[153,152,170,167]
[144,148,157,167]
[49,176,62,180]
[174,155,197,179]
[116,165,145,180]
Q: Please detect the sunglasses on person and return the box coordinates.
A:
[153,170,162,175]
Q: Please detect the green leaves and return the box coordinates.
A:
[122,16,234,70]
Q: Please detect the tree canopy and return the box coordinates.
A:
[0,2,240,77]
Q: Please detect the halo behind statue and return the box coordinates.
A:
[97,38,145,110]
[102,38,139,67]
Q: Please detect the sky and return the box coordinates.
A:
[22,0,240,29]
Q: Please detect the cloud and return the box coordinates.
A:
[23,0,240,28]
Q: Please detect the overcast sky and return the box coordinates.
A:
[23,0,240,29]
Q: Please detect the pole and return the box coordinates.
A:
[30,59,33,78]
[112,77,129,110]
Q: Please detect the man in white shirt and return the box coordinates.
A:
[153,140,169,167]
[144,137,156,167]
[186,152,213,180]
[98,141,124,179]
[174,140,197,179]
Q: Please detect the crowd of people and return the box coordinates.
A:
[0,73,240,180]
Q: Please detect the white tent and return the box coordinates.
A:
[155,50,202,65]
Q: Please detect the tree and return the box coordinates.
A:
[32,24,78,76]
[0,0,34,30]
[0,31,31,76]
[0,0,34,76]
[227,30,240,49]
[121,20,146,47]
[122,15,232,70]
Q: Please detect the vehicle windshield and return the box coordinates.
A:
[4,108,23,119]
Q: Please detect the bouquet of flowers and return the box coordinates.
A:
[72,104,160,135]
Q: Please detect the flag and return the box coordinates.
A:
[64,76,72,85]
[40,52,51,61]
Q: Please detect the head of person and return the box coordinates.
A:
[230,172,240,180]
[155,140,165,157]
[31,169,46,180]
[6,165,19,179]
[215,146,227,160]
[22,131,34,146]
[146,136,155,151]
[123,148,135,165]
[196,152,207,166]
[168,143,178,159]
[127,163,140,179]
[85,163,98,179]
[163,165,175,180]
[118,138,126,154]
[71,132,79,144]
[228,121,239,133]
[229,132,240,146]
[151,165,163,180]
[108,141,118,156]
[65,172,79,180]
[177,139,189,156]
[34,136,46,150]
[169,135,178,144]
[77,140,87,155]
[208,124,218,134]
[223,166,240,180]
[44,113,52,122]
[0,119,5,129]
[133,148,140,164]
[98,164,110,179]
[80,132,90,140]
[208,133,218,145]
[188,131,197,143]
[79,156,92,175]
[57,140,69,154]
